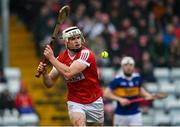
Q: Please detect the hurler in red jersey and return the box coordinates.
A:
[37,26,104,126]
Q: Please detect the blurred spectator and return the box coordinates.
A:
[141,51,156,82]
[148,26,158,41]
[119,18,132,33]
[90,35,109,67]
[77,16,94,37]
[86,0,102,17]
[163,24,176,46]
[170,38,180,67]
[138,18,148,35]
[105,0,121,28]
[0,89,15,110]
[108,33,121,68]
[89,13,116,40]
[149,33,170,67]
[138,35,149,53]
[151,1,166,24]
[33,4,55,57]
[131,9,142,28]
[15,87,34,114]
[172,15,180,28]
[173,16,180,40]
[120,31,141,68]
[0,68,7,83]
[70,3,86,25]
[109,8,120,28]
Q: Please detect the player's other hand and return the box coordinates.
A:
[118,98,130,106]
[44,45,55,60]
[145,95,155,101]
[37,62,47,74]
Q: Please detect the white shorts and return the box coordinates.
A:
[114,112,142,126]
[67,97,104,123]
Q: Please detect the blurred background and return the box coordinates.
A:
[0,0,180,126]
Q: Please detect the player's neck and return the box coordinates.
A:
[68,50,76,57]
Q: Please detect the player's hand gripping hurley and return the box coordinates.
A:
[35,5,70,78]
[129,92,168,104]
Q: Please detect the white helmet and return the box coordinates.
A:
[62,26,84,42]
[121,56,135,66]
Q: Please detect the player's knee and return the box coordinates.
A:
[72,118,86,126]
[69,114,86,126]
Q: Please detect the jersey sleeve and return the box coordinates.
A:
[76,49,91,67]
[57,53,63,62]
[109,78,119,90]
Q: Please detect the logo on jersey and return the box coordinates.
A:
[65,73,85,83]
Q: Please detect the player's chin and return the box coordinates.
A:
[124,72,132,77]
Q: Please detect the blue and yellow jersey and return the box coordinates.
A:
[109,72,142,115]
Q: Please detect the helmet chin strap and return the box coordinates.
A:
[67,46,82,53]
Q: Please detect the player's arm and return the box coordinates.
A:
[104,87,130,106]
[140,87,154,100]
[49,58,87,79]
[104,78,122,101]
[42,67,60,88]
[37,62,60,88]
[104,87,121,101]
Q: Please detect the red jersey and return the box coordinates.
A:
[57,47,102,104]
[15,93,33,108]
